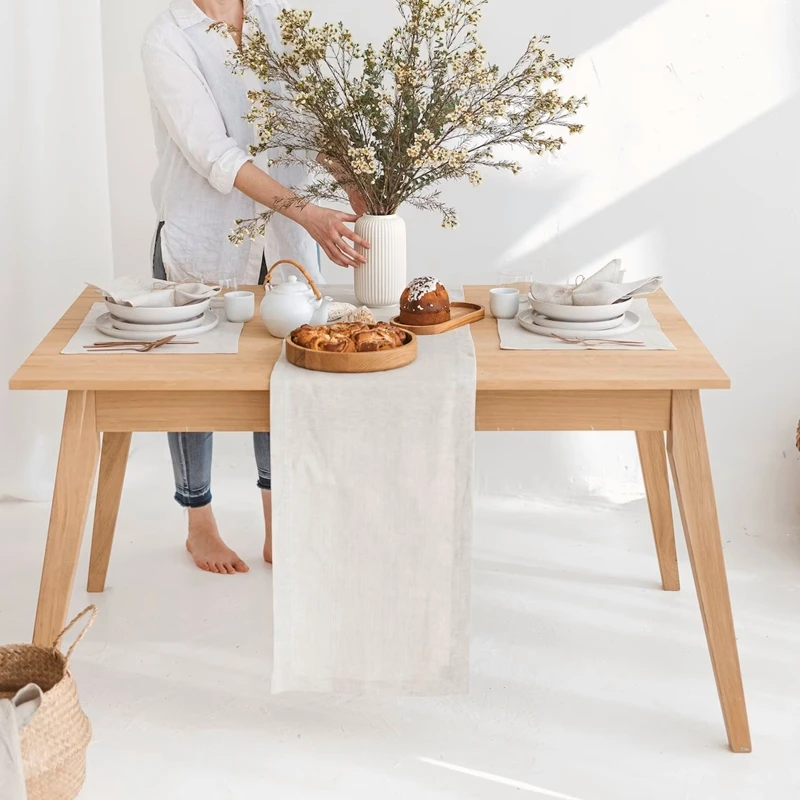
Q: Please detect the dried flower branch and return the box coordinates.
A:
[213,0,585,241]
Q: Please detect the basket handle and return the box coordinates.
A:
[53,605,98,664]
[263,259,322,300]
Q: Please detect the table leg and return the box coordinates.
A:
[636,431,680,591]
[33,391,100,645]
[667,390,751,753]
[87,432,132,593]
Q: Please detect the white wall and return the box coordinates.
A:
[98,0,800,535]
[0,0,113,499]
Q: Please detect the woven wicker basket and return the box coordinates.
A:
[0,606,96,800]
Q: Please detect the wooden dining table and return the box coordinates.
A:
[9,285,750,752]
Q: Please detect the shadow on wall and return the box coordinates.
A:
[475,92,800,527]
[317,0,674,286]
[483,0,674,57]
[470,3,800,531]
[92,0,800,531]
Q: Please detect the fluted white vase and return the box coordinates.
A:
[354,214,407,308]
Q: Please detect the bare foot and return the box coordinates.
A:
[185,506,249,574]
[262,490,273,564]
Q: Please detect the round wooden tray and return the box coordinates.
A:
[285,330,418,373]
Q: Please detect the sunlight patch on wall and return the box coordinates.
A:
[502,0,797,267]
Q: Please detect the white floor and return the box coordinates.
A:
[2,433,800,800]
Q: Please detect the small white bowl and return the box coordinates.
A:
[104,298,211,325]
[528,296,633,323]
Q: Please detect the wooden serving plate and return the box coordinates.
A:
[285,330,417,373]
[390,302,485,335]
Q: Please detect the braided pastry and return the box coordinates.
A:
[291,321,407,353]
[352,323,407,352]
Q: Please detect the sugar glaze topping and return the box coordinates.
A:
[406,276,441,303]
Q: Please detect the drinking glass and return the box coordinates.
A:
[496,268,533,301]
[201,271,238,291]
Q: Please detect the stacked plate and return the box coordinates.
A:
[97,299,219,341]
[519,296,641,338]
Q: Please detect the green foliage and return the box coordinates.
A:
[213,0,585,241]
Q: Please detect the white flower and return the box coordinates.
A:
[348,145,379,175]
[442,214,459,229]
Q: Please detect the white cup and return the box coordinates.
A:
[490,287,520,319]
[224,291,255,323]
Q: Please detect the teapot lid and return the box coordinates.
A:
[271,276,310,294]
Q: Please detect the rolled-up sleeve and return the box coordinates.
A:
[142,42,251,194]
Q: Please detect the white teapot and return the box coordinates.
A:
[260,259,331,338]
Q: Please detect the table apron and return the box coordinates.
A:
[95,389,672,433]
[476,390,672,431]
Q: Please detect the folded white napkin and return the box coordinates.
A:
[89,277,220,308]
[529,260,663,306]
[0,684,44,800]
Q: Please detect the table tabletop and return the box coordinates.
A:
[9,286,729,392]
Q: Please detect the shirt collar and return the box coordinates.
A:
[169,0,263,30]
[169,0,207,29]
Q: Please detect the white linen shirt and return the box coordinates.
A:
[142,0,320,285]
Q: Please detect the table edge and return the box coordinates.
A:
[9,378,732,391]
[8,286,731,392]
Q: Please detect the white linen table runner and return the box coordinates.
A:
[270,297,476,695]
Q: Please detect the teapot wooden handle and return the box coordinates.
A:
[263,259,322,300]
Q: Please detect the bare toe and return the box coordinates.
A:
[186,524,248,576]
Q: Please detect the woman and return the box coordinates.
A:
[143,0,367,574]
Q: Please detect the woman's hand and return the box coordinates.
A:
[233,162,370,267]
[299,204,370,268]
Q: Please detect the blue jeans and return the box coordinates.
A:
[168,432,271,508]
[154,222,271,508]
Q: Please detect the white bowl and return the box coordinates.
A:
[528,296,633,323]
[104,298,211,325]
[110,314,205,332]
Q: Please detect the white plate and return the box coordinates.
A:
[531,312,625,332]
[95,311,219,341]
[517,309,641,339]
[110,314,204,332]
[528,296,632,323]
[104,298,211,324]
